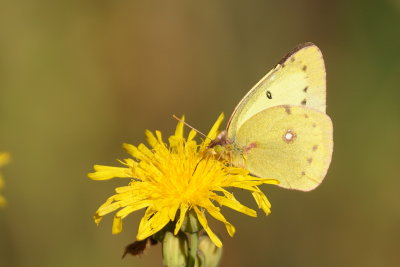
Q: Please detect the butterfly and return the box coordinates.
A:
[211,42,333,191]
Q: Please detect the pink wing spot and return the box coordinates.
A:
[244,142,257,153]
[282,129,297,143]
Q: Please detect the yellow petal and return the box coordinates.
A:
[94,213,103,225]
[154,131,167,150]
[252,191,271,215]
[202,201,236,237]
[123,143,153,161]
[145,130,158,147]
[118,158,137,168]
[115,201,150,218]
[112,216,123,234]
[114,185,133,193]
[88,165,132,180]
[138,144,154,159]
[123,143,140,158]
[212,194,257,217]
[187,129,197,141]
[96,196,115,212]
[174,203,189,235]
[193,207,222,248]
[138,208,156,233]
[203,113,224,147]
[137,208,170,240]
[174,115,185,138]
[168,203,180,221]
[155,130,163,143]
[97,202,122,216]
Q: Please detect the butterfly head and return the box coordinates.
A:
[208,130,231,148]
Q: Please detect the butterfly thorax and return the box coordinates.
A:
[207,130,257,167]
[207,131,232,160]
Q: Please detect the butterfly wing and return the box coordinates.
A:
[232,105,333,191]
[227,43,326,139]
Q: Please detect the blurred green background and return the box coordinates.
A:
[1,1,399,266]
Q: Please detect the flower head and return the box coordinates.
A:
[89,114,277,247]
[0,152,10,207]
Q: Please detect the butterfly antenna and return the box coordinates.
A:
[172,115,210,139]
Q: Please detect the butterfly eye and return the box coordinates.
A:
[266,91,272,99]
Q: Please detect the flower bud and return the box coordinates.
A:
[162,231,188,267]
[181,210,202,233]
[198,234,223,267]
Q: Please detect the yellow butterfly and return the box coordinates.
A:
[213,42,333,191]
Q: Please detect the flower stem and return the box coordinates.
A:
[187,232,199,267]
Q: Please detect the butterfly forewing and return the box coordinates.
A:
[227,43,326,140]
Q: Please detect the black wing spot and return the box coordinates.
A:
[307,158,313,164]
[302,65,307,71]
[312,145,318,151]
[266,90,272,99]
[283,105,291,115]
[277,42,315,65]
[301,99,307,105]
[303,86,308,92]
[301,171,306,176]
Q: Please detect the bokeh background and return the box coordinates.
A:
[1,1,399,266]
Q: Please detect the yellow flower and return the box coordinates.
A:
[0,152,10,207]
[89,114,277,247]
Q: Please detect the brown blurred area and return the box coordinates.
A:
[0,1,399,266]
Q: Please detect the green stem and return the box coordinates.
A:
[187,232,199,267]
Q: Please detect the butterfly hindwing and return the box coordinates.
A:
[232,105,333,191]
